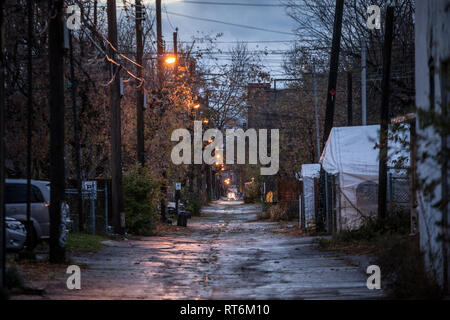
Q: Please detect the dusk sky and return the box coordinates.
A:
[140,0,299,77]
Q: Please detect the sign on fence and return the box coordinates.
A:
[83,181,97,200]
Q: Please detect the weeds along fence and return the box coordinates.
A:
[65,179,111,235]
[313,167,411,234]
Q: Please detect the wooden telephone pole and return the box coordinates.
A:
[25,0,33,251]
[155,0,168,222]
[135,0,145,167]
[156,0,163,84]
[107,0,125,234]
[322,0,344,145]
[0,0,6,287]
[48,0,66,263]
[377,6,395,220]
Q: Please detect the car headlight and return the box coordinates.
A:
[6,221,26,231]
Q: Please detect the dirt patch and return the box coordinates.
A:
[270,222,306,237]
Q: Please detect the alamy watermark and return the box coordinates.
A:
[66,265,81,290]
[66,5,81,30]
[366,5,381,30]
[171,121,279,175]
[366,265,381,290]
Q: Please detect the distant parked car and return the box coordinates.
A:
[5,179,71,248]
[5,217,27,251]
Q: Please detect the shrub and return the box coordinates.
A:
[375,236,443,299]
[181,188,203,216]
[258,202,272,219]
[244,181,260,203]
[330,209,411,244]
[316,209,443,299]
[123,166,159,236]
[268,204,288,221]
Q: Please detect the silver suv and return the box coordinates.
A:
[5,179,70,247]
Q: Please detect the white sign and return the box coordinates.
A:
[83,181,97,200]
[175,182,182,191]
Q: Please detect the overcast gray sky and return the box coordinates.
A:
[143,0,298,77]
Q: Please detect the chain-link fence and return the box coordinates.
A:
[317,168,411,234]
[65,179,111,235]
[387,170,410,208]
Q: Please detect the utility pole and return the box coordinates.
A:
[0,0,6,288]
[322,0,344,146]
[313,63,321,161]
[135,0,145,167]
[155,0,168,222]
[347,71,353,126]
[173,28,178,70]
[377,5,395,220]
[156,0,163,83]
[94,0,98,28]
[48,0,66,263]
[26,0,33,252]
[69,31,83,232]
[107,0,125,234]
[361,38,367,125]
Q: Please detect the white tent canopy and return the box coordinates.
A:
[320,125,410,230]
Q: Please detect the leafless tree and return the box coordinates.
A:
[283,0,415,121]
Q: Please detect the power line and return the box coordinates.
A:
[157,10,296,36]
[180,1,285,7]
[179,40,296,44]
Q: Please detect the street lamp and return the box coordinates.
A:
[193,104,200,110]
[164,56,176,65]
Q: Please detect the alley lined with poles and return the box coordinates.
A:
[16,201,384,300]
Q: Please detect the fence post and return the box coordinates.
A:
[325,172,329,233]
[386,171,389,205]
[91,191,95,235]
[298,194,302,228]
[105,182,108,233]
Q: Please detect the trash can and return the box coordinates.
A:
[177,211,188,227]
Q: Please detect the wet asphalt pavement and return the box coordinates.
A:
[30,200,384,299]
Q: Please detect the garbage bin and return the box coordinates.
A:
[177,211,188,227]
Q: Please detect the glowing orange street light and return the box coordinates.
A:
[193,104,200,110]
[203,119,209,124]
[165,56,176,64]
